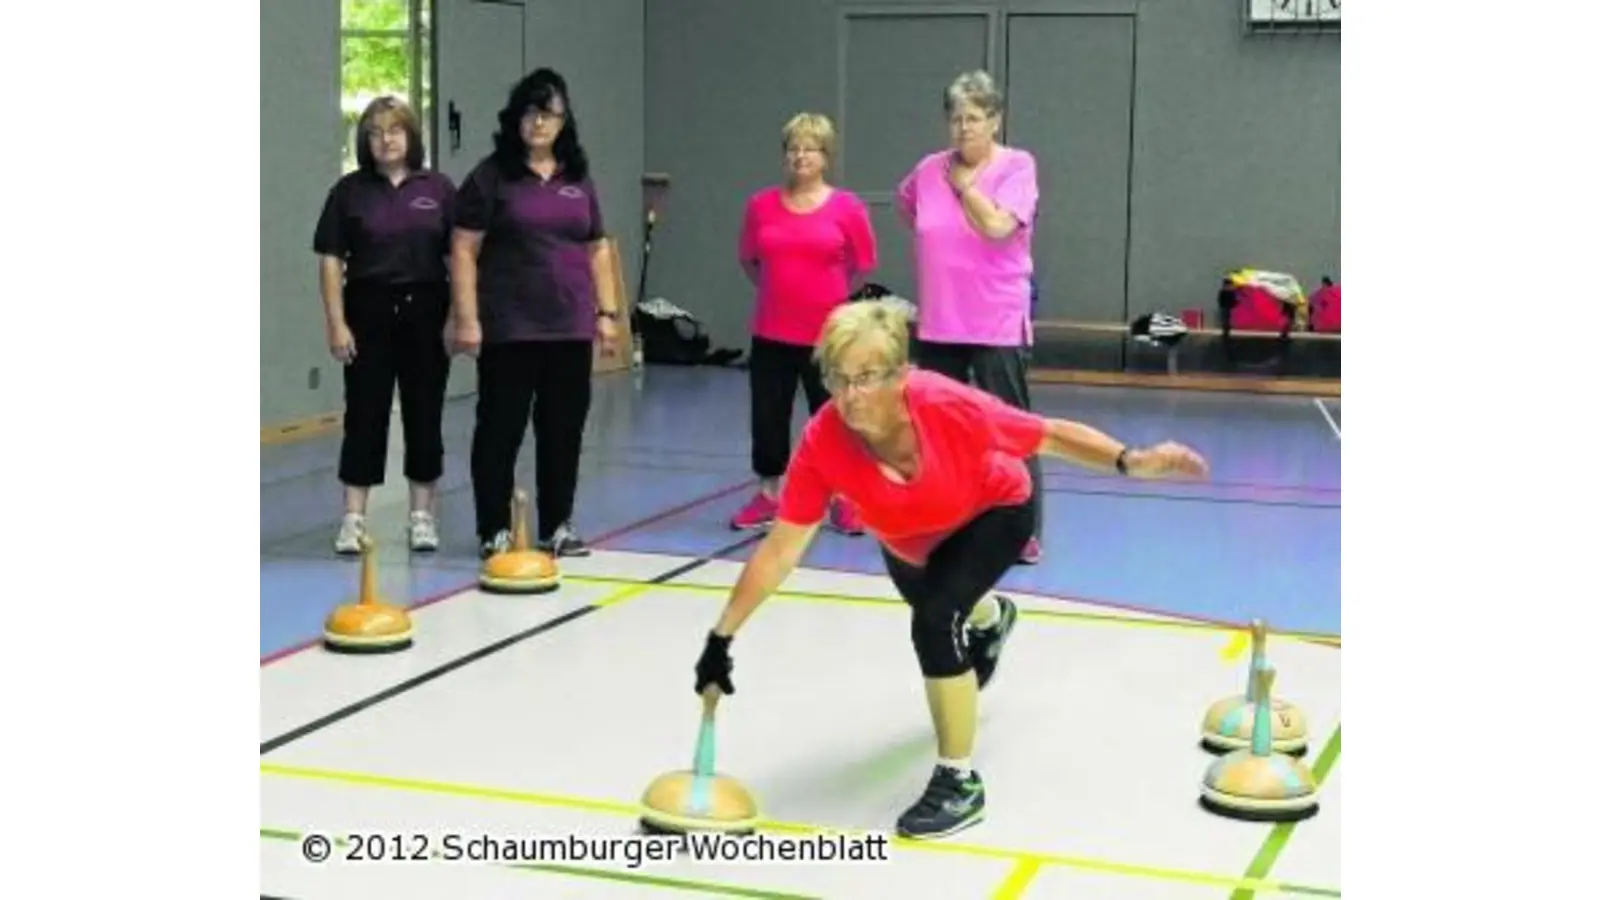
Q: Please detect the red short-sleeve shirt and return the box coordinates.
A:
[777,368,1046,565]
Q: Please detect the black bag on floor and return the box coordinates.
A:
[632,297,742,366]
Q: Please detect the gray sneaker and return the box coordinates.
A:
[479,529,512,560]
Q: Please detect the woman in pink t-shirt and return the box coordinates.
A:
[896,71,1045,565]
[730,113,878,533]
[690,300,1208,841]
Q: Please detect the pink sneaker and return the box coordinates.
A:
[1019,538,1042,564]
[730,491,779,530]
[830,498,865,536]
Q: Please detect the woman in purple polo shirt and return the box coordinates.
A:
[449,68,623,560]
[896,70,1043,564]
[313,96,456,556]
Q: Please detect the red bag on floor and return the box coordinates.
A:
[1231,285,1290,331]
[1309,278,1341,333]
[1219,268,1305,332]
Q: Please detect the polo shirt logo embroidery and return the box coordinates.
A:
[558,185,587,200]
[409,197,440,210]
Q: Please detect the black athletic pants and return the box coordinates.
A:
[883,503,1036,678]
[749,336,830,479]
[338,280,451,488]
[470,339,593,542]
[914,340,1044,537]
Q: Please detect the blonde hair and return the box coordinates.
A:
[782,112,837,158]
[814,299,913,374]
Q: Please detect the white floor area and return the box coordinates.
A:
[261,549,1341,899]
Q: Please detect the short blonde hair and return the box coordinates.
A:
[815,299,913,374]
[782,112,837,157]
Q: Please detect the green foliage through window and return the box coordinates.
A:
[340,0,432,173]
[342,0,409,31]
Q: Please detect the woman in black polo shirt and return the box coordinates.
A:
[449,68,622,559]
[312,96,456,555]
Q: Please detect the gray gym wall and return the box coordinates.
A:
[643,0,1339,358]
[262,0,340,427]
[263,0,1337,425]
[260,0,645,427]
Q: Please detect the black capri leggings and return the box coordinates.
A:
[337,280,451,488]
[882,503,1036,678]
[748,336,829,480]
[470,339,594,543]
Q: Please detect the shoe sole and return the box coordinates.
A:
[896,809,986,841]
[541,543,592,557]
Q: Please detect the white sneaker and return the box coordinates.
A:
[408,510,439,552]
[334,513,366,555]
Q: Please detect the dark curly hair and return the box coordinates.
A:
[491,67,589,182]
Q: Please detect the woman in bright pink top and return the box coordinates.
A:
[689,299,1209,841]
[896,71,1045,564]
[730,112,878,533]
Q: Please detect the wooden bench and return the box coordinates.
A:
[1034,317,1341,376]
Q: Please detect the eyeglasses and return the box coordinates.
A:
[824,366,900,394]
[948,113,991,128]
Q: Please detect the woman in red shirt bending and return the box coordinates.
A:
[693,298,1208,841]
[729,112,878,534]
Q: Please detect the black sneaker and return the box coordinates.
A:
[896,765,986,839]
[539,522,591,557]
[968,594,1019,690]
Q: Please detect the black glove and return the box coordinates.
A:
[695,631,735,696]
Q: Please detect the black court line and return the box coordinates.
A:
[260,533,763,756]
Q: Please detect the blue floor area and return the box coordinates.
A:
[262,367,1340,657]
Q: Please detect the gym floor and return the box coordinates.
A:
[259,365,1341,899]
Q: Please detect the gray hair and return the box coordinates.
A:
[943,70,1003,116]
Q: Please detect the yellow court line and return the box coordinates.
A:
[557,573,1341,649]
[1221,630,1252,661]
[259,762,1325,896]
[261,411,342,446]
[592,581,659,608]
[989,858,1043,899]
